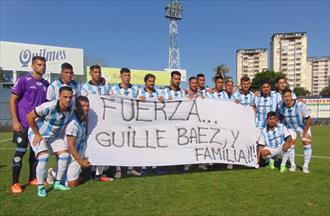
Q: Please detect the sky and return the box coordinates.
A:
[1,0,329,87]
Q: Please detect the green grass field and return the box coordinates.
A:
[0,126,329,216]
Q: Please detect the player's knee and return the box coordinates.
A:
[37,152,49,162]
[261,150,270,158]
[58,152,70,161]
[12,148,26,166]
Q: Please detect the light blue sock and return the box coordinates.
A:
[37,154,49,185]
[303,144,312,167]
[281,149,291,166]
[56,152,69,182]
[289,145,295,165]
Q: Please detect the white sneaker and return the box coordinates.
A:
[114,170,122,179]
[46,168,55,184]
[127,169,141,176]
[303,166,310,174]
[184,165,190,171]
[198,164,208,170]
[255,164,260,169]
[289,164,296,172]
[227,164,233,170]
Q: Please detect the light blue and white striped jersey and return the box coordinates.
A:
[197,87,208,97]
[258,123,290,148]
[219,91,234,100]
[81,80,110,96]
[47,79,81,101]
[205,90,223,98]
[273,90,297,102]
[29,100,73,139]
[137,87,161,100]
[110,83,138,98]
[162,86,185,100]
[254,92,281,128]
[276,100,310,130]
[233,90,255,106]
[65,114,87,157]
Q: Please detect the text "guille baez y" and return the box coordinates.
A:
[19,48,66,67]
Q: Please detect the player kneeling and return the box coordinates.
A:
[66,96,107,187]
[257,112,292,173]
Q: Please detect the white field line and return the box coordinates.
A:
[0,138,11,143]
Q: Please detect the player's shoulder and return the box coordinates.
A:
[71,80,81,88]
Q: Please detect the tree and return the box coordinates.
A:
[319,85,330,97]
[294,87,310,96]
[213,64,231,80]
[251,70,286,91]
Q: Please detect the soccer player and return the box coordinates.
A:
[110,68,141,179]
[9,56,49,193]
[257,112,292,173]
[219,79,235,100]
[26,86,73,197]
[65,96,95,187]
[47,62,81,101]
[274,76,297,100]
[277,88,312,173]
[254,81,281,142]
[162,71,185,100]
[137,74,164,175]
[196,73,207,96]
[186,76,203,99]
[205,76,224,98]
[233,76,254,106]
[71,65,111,182]
[81,65,110,96]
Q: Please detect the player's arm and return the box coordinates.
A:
[66,135,90,168]
[282,126,292,151]
[303,117,311,138]
[301,105,312,139]
[26,109,43,146]
[9,94,22,132]
[257,134,266,167]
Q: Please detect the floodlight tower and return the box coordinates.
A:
[165,0,183,69]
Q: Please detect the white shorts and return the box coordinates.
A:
[262,146,283,158]
[288,128,312,140]
[29,132,67,155]
[255,128,263,142]
[66,157,82,182]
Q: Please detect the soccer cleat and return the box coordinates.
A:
[11,183,23,193]
[227,164,233,170]
[268,159,275,170]
[114,170,122,179]
[289,164,296,172]
[127,169,141,176]
[53,181,71,191]
[99,176,114,182]
[303,166,310,174]
[280,165,286,173]
[37,185,47,197]
[28,179,38,186]
[199,164,208,170]
[46,168,55,184]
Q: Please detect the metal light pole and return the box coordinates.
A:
[165,0,183,70]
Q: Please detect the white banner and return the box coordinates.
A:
[0,41,84,74]
[86,95,257,167]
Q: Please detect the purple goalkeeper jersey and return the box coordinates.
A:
[11,72,49,128]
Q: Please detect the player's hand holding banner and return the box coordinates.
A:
[86,95,257,167]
